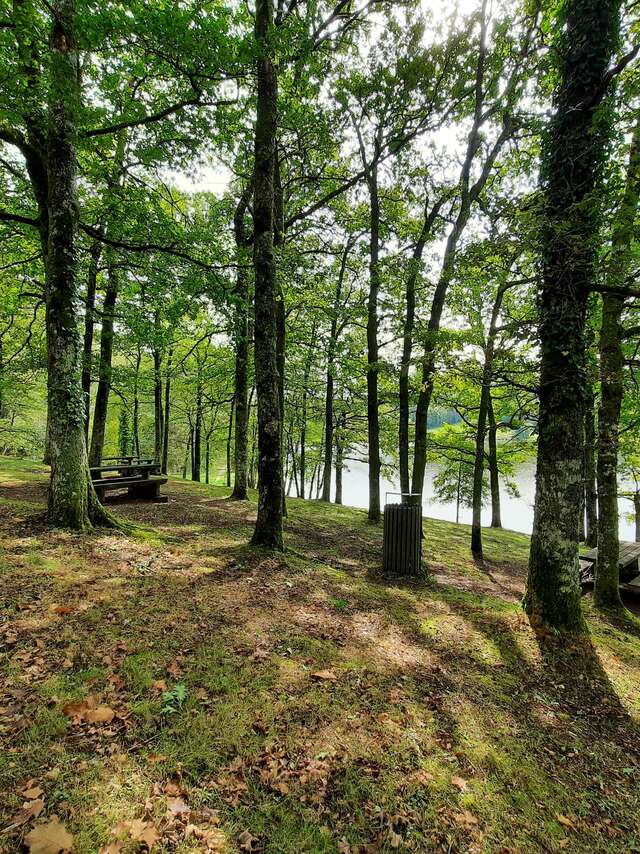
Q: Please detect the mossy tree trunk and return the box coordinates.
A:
[231,184,252,500]
[153,345,163,466]
[594,117,640,611]
[81,240,101,437]
[161,349,172,475]
[251,0,283,550]
[525,0,621,632]
[88,260,118,467]
[584,391,598,546]
[45,0,110,529]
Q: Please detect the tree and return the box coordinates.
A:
[594,116,640,611]
[251,0,284,549]
[524,0,621,632]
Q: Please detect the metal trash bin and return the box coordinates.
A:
[383,493,423,577]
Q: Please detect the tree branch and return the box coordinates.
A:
[82,98,236,138]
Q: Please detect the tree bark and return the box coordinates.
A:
[81,240,101,437]
[471,284,507,558]
[161,350,172,475]
[88,260,118,467]
[322,242,350,501]
[488,395,501,528]
[399,197,442,494]
[300,347,313,500]
[226,397,234,488]
[192,380,203,482]
[231,183,252,499]
[595,117,640,611]
[335,412,345,505]
[524,0,620,632]
[132,347,141,459]
[584,393,598,546]
[153,346,163,465]
[635,492,640,542]
[366,156,382,521]
[251,0,284,549]
[45,0,107,529]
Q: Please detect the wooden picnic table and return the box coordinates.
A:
[90,461,159,479]
[580,541,640,588]
[90,458,167,502]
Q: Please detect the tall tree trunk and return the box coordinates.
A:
[251,0,283,549]
[192,382,203,482]
[595,117,640,611]
[45,0,106,528]
[335,414,344,505]
[471,284,507,557]
[366,157,382,521]
[231,183,252,500]
[0,339,4,420]
[300,348,313,500]
[584,391,598,546]
[322,243,349,502]
[412,2,513,496]
[226,397,234,488]
[153,347,163,465]
[81,240,101,437]
[182,431,191,479]
[88,261,118,467]
[274,153,287,518]
[132,347,141,459]
[399,197,442,494]
[161,350,172,475]
[488,395,501,528]
[635,492,640,542]
[524,0,620,632]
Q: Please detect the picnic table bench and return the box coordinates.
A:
[90,457,168,503]
[579,541,640,591]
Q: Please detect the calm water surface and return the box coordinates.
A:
[337,459,636,540]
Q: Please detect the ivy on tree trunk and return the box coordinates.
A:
[524,0,621,632]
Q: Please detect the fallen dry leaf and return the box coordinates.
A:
[237,829,258,851]
[311,669,338,682]
[166,659,183,678]
[166,796,190,816]
[8,798,45,827]
[22,785,44,799]
[25,817,73,854]
[62,697,115,726]
[137,825,160,848]
[453,810,479,828]
[84,705,115,724]
[556,814,576,830]
[409,770,434,785]
[451,775,468,791]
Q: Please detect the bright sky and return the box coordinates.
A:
[171,0,485,196]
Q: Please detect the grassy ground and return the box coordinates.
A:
[1,456,640,853]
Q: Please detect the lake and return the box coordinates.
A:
[337,458,637,540]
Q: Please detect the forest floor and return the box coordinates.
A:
[1,457,640,854]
